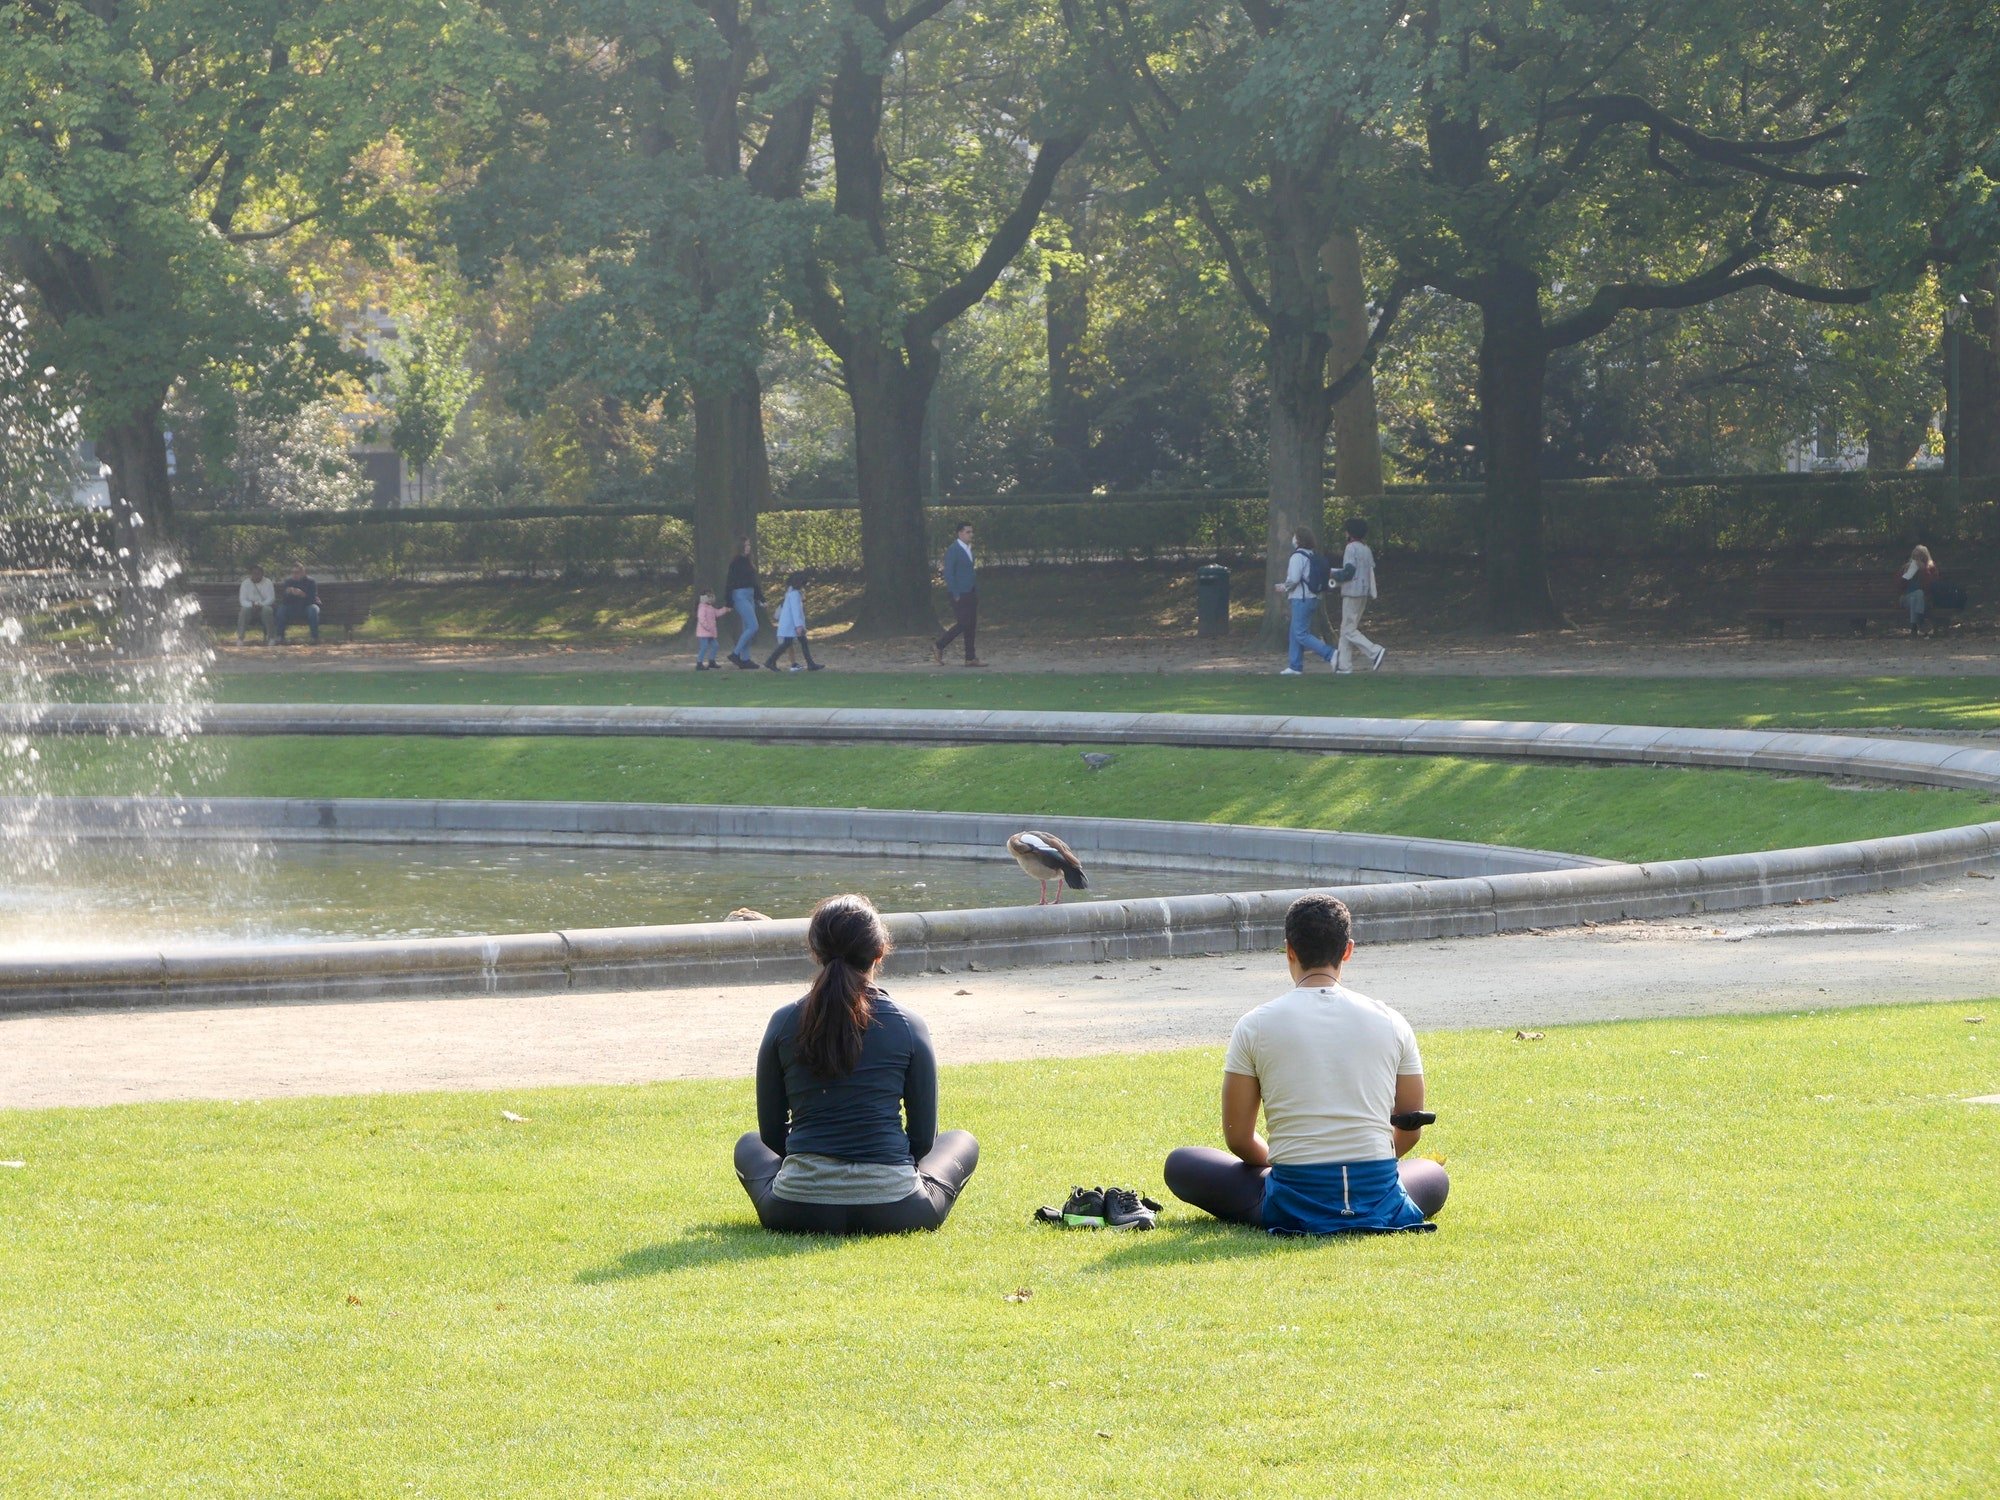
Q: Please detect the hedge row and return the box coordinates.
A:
[12,473,1994,582]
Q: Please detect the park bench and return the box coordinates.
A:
[1747,570,1958,636]
[191,580,377,642]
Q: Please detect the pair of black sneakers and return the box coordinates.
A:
[1035,1185,1161,1230]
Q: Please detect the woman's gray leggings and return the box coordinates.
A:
[734,1130,979,1235]
[1163,1146,1449,1225]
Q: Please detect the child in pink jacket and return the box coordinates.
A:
[694,591,733,670]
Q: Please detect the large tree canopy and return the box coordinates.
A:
[0,0,506,538]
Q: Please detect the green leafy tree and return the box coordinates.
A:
[0,0,506,543]
[1245,0,1963,623]
[449,0,823,597]
[1086,1,1404,640]
[795,0,1092,628]
[387,311,476,505]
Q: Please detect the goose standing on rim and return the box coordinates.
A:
[1006,831,1089,905]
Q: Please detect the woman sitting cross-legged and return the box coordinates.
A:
[734,894,979,1234]
[1164,893,1448,1235]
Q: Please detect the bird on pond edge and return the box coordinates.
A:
[1007,831,1089,905]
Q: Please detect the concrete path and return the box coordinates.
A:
[4,875,1995,1111]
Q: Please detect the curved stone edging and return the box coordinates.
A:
[1,707,1996,1011]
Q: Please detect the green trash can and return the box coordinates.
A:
[1196,564,1231,638]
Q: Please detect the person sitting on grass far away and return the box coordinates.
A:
[735,895,979,1234]
[764,571,824,672]
[236,564,275,645]
[276,562,321,645]
[1164,893,1448,1234]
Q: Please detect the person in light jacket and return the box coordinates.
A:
[764,572,824,671]
[1332,517,1385,673]
[236,566,276,645]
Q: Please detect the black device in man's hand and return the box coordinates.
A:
[1390,1111,1436,1130]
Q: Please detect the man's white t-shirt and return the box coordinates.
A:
[1222,982,1421,1164]
[239,576,275,609]
[1340,540,1377,599]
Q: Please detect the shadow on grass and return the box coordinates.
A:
[575,1219,839,1283]
[1084,1218,1434,1270]
[1080,1219,1279,1270]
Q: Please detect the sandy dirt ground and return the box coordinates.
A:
[5,875,1995,1111]
[209,630,2000,680]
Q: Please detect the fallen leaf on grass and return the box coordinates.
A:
[0,1160,23,1169]
[501,1111,530,1123]
[1095,1430,1112,1440]
[1004,1288,1033,1303]
[1967,1017,1986,1024]
[1514,1030,1545,1042]
[346,1294,363,1306]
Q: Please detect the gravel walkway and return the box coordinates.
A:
[5,875,1994,1112]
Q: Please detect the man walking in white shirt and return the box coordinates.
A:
[1332,516,1385,673]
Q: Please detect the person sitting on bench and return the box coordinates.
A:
[735,894,979,1234]
[276,562,322,644]
[236,565,276,644]
[1164,892,1448,1233]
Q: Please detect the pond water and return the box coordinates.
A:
[0,840,1385,951]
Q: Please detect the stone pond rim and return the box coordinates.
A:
[0,710,1995,1012]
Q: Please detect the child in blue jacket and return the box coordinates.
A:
[764,572,825,672]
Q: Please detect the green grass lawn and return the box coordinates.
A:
[202,668,2000,732]
[3,1004,1993,1496]
[33,735,1998,863]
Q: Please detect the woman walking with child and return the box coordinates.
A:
[725,537,765,668]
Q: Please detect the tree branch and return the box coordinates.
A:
[224,211,321,244]
[1546,257,1875,350]
[1547,93,1863,188]
[911,132,1085,337]
[1321,278,1413,412]
[885,0,958,42]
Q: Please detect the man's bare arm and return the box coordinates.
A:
[1392,1073,1427,1158]
[1222,1072,1269,1168]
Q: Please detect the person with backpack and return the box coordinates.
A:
[1274,526,1337,676]
[1331,516,1385,673]
[1899,544,1941,636]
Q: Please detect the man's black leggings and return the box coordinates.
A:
[1164,1146,1449,1225]
[734,1130,979,1235]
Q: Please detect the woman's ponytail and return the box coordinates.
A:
[795,895,891,1078]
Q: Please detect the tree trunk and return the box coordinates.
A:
[97,406,173,566]
[1864,417,1927,472]
[1948,265,2000,479]
[691,372,771,599]
[1477,274,1564,628]
[846,342,939,633]
[1262,329,1333,646]
[1325,228,1383,502]
[1045,185,1090,493]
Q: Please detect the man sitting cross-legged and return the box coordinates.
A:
[1164,893,1448,1234]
